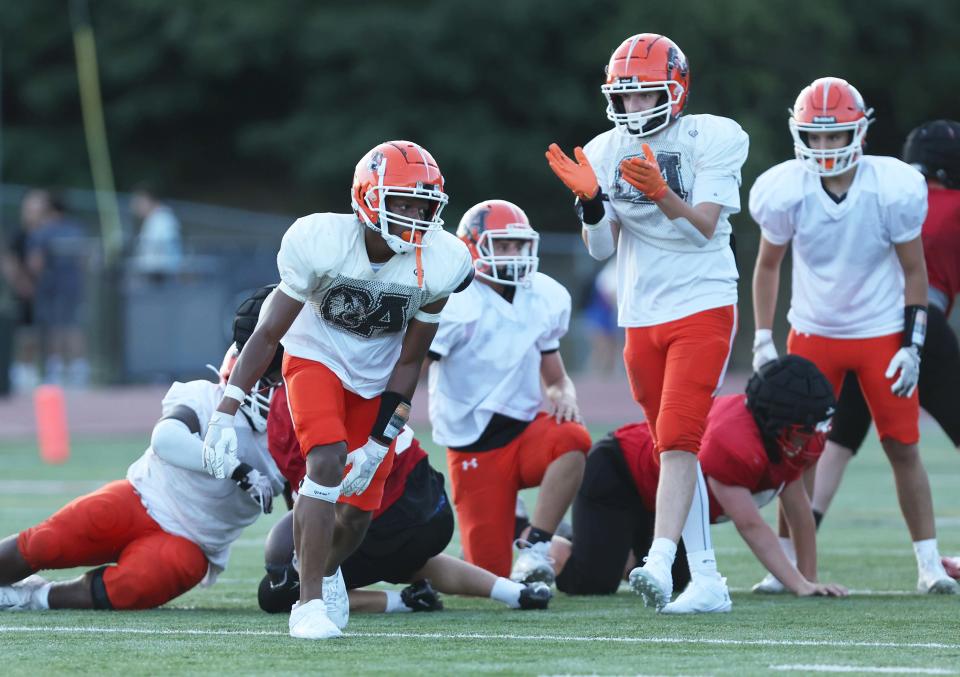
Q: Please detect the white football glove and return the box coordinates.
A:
[202,411,239,479]
[236,467,274,514]
[341,438,390,497]
[752,329,779,372]
[885,346,921,398]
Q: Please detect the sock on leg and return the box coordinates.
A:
[385,590,412,613]
[490,577,524,608]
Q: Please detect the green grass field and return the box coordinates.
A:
[1,424,959,676]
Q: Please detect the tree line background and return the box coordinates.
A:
[1,0,958,379]
[3,0,957,229]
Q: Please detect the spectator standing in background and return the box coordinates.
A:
[581,258,620,376]
[26,189,90,387]
[1,191,44,392]
[130,184,183,282]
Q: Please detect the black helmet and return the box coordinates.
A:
[902,120,960,189]
[745,355,836,463]
[233,283,283,379]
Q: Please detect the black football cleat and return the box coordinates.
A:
[401,579,444,612]
[518,581,552,610]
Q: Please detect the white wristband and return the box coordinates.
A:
[753,329,773,347]
[223,384,247,403]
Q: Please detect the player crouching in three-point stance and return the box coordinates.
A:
[0,291,285,611]
[202,141,473,639]
[546,33,748,612]
[750,79,957,595]
[427,199,591,585]
[553,356,847,601]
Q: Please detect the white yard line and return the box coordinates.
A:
[770,664,955,674]
[0,626,958,650]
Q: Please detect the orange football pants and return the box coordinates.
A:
[623,305,736,454]
[282,354,396,512]
[788,330,919,444]
[17,480,208,610]
[446,413,592,577]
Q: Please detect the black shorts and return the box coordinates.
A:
[829,305,960,451]
[555,435,690,595]
[342,459,454,589]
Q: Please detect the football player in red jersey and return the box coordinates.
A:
[759,120,960,591]
[545,32,748,613]
[551,356,847,601]
[257,385,553,615]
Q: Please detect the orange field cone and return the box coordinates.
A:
[34,384,70,464]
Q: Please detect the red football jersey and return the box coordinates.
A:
[616,395,824,522]
[922,186,960,316]
[266,385,427,519]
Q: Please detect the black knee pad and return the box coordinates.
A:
[89,565,114,610]
[257,563,300,614]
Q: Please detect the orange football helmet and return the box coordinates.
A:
[351,140,448,253]
[789,77,874,176]
[457,200,539,287]
[602,33,690,136]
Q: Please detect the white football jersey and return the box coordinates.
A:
[583,114,748,327]
[276,213,473,398]
[126,380,285,581]
[750,156,927,338]
[427,273,570,447]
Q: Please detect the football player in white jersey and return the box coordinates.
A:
[201,141,474,639]
[427,199,591,586]
[0,293,285,612]
[750,77,957,595]
[545,33,748,613]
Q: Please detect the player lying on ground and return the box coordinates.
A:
[427,199,591,586]
[202,142,474,639]
[546,32,749,613]
[551,356,848,607]
[750,80,957,595]
[0,293,285,611]
[257,385,552,614]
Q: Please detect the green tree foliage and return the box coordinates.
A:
[1,0,957,229]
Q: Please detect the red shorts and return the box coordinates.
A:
[282,354,396,512]
[788,330,919,444]
[623,305,737,454]
[17,480,207,609]
[446,413,591,577]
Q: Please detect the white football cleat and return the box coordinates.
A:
[917,561,959,595]
[0,575,49,611]
[628,556,673,611]
[662,575,732,614]
[289,599,342,639]
[510,540,556,585]
[752,572,788,594]
[322,567,349,630]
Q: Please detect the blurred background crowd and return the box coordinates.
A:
[0,0,957,393]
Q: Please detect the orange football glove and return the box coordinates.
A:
[619,143,668,201]
[545,143,600,200]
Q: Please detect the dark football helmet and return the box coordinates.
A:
[903,120,960,189]
[746,355,836,463]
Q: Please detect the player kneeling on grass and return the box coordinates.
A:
[0,294,285,612]
[427,200,591,586]
[551,356,848,609]
[257,384,551,614]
